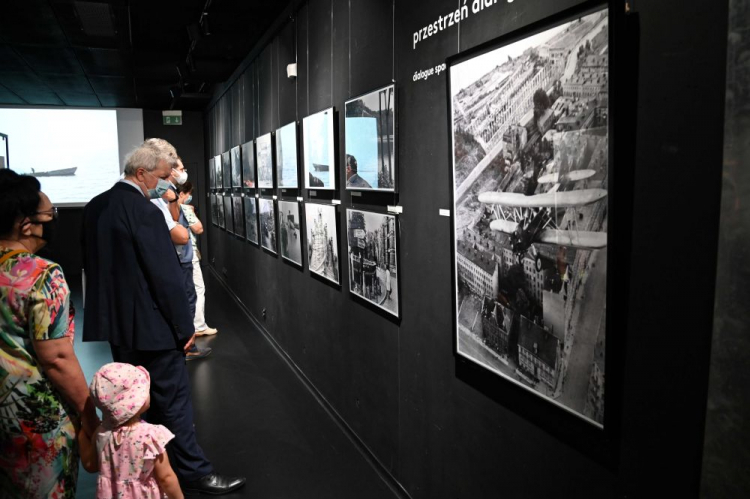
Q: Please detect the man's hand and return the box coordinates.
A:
[183,333,196,354]
[163,189,177,202]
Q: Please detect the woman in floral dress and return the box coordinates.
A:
[0,169,99,498]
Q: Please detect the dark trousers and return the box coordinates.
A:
[110,346,213,481]
[181,260,197,322]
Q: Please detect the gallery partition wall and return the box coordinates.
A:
[202,0,729,497]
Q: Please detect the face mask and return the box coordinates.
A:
[173,169,188,185]
[184,195,192,204]
[144,171,172,199]
[28,218,58,245]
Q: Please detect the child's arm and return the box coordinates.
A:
[154,452,184,499]
[76,425,99,473]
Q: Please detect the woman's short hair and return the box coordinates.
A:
[177,181,193,195]
[0,169,41,237]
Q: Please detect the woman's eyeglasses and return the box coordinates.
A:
[32,207,59,220]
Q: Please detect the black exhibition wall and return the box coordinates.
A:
[203,0,728,497]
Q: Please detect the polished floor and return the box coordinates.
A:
[73,266,395,498]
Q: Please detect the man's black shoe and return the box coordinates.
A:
[183,472,246,495]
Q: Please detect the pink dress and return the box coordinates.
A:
[95,421,175,499]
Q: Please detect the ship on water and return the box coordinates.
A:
[30,167,77,177]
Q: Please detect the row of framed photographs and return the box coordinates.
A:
[208,84,396,193]
[210,193,399,318]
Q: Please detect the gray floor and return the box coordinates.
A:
[73,266,394,498]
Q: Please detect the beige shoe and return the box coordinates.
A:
[196,327,218,336]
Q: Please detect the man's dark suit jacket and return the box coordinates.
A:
[82,181,193,350]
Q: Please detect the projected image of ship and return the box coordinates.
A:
[30,167,77,177]
[312,163,328,171]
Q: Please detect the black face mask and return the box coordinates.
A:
[32,218,58,244]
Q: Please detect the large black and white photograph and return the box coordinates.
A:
[450,7,609,426]
[211,193,218,226]
[221,151,231,189]
[256,133,274,188]
[303,108,336,190]
[230,145,242,188]
[232,195,245,238]
[217,192,225,229]
[241,140,255,188]
[345,85,396,191]
[278,200,302,265]
[305,203,339,284]
[276,122,299,188]
[223,194,234,234]
[245,196,258,244]
[214,154,222,190]
[347,209,398,317]
[259,197,277,253]
[209,157,215,189]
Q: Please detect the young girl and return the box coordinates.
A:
[78,362,184,499]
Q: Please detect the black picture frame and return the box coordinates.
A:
[276,121,300,189]
[241,140,256,188]
[447,1,615,431]
[344,84,397,192]
[221,151,231,189]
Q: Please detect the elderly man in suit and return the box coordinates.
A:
[81,142,245,495]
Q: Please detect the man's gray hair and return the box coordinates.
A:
[123,143,173,176]
[143,138,178,159]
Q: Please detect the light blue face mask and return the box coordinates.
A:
[184,195,192,204]
[144,171,172,199]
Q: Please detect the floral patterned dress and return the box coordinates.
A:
[95,422,174,499]
[0,247,78,498]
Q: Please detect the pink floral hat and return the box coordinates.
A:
[90,362,150,428]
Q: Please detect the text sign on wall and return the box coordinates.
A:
[162,110,183,126]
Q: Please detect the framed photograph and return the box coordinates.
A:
[210,193,217,226]
[278,200,302,265]
[259,198,277,253]
[245,196,259,244]
[276,121,299,188]
[305,203,339,284]
[303,108,336,190]
[449,6,609,427]
[209,156,215,189]
[223,194,233,234]
[347,209,399,317]
[230,145,242,188]
[256,133,274,188]
[214,155,222,190]
[0,133,8,169]
[217,193,225,229]
[241,140,255,188]
[232,195,245,238]
[345,85,396,191]
[221,151,231,189]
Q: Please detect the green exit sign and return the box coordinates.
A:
[163,115,182,125]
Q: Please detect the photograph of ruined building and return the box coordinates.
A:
[450,7,608,426]
[305,203,339,284]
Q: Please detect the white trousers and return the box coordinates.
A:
[192,254,207,331]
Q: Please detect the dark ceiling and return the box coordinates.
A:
[0,0,287,110]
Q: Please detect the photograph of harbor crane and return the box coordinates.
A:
[450,7,609,426]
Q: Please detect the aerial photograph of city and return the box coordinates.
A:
[450,7,608,425]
